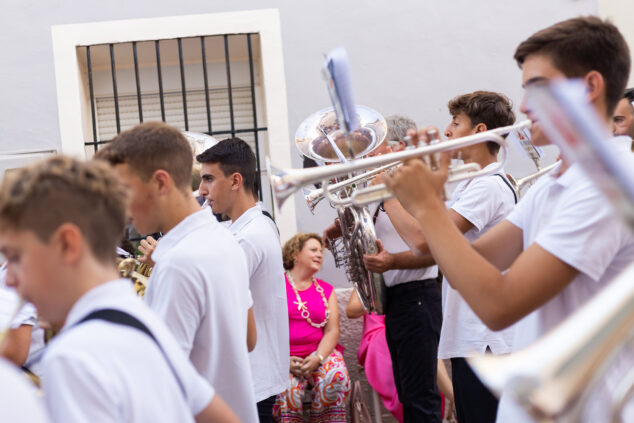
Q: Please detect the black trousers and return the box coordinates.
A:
[385,279,443,423]
[257,395,277,423]
[451,357,499,423]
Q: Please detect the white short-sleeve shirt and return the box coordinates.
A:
[43,280,214,423]
[0,358,49,422]
[229,204,290,402]
[374,206,438,287]
[146,209,258,422]
[496,153,634,422]
[439,166,516,358]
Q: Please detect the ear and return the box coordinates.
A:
[153,170,172,196]
[473,122,487,134]
[52,223,83,265]
[584,70,605,105]
[230,173,243,192]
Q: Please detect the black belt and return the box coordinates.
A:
[386,278,438,298]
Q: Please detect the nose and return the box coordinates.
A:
[198,181,208,196]
[4,266,18,289]
[444,125,452,139]
[519,91,530,116]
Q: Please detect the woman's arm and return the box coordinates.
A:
[345,289,366,319]
[195,394,240,423]
[300,290,341,376]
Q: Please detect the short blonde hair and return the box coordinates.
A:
[0,156,127,263]
[282,232,322,270]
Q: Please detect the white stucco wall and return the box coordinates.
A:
[0,0,598,286]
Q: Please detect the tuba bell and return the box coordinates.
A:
[294,105,388,314]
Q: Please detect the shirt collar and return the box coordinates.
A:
[228,204,261,234]
[613,135,633,153]
[63,279,135,329]
[152,209,214,263]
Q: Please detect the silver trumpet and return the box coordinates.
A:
[271,120,531,209]
[507,160,561,199]
[469,261,634,422]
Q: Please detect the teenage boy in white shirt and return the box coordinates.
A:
[383,17,634,423]
[0,156,238,423]
[197,138,289,422]
[98,122,258,423]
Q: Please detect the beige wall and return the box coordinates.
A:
[600,0,634,86]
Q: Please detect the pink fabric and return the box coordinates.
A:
[287,276,334,358]
[357,314,404,423]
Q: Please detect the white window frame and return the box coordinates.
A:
[51,9,297,240]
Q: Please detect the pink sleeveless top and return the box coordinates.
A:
[286,275,336,358]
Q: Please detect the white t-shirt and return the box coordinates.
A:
[146,209,258,422]
[496,159,634,422]
[229,204,290,402]
[373,205,438,287]
[0,358,49,422]
[43,279,214,423]
[439,166,516,358]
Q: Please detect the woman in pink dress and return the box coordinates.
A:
[274,233,350,423]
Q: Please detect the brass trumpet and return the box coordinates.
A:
[271,120,531,208]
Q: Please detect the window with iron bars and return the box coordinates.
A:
[78,34,268,202]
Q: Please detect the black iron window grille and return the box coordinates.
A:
[80,34,267,200]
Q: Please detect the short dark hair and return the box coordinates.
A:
[0,156,127,263]
[624,88,634,104]
[514,16,630,115]
[196,138,258,196]
[448,91,516,154]
[95,122,193,192]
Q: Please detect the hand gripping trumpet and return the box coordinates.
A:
[271,120,530,209]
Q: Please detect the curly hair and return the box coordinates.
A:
[282,232,322,270]
[448,91,515,155]
[0,156,127,263]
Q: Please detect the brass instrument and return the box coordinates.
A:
[117,257,152,297]
[468,262,634,422]
[272,120,532,209]
[292,105,388,314]
[507,160,561,199]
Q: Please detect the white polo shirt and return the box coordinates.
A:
[496,158,634,422]
[229,204,290,402]
[439,166,516,358]
[0,358,48,422]
[146,209,258,423]
[374,205,438,287]
[43,279,214,423]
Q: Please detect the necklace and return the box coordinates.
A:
[286,271,330,328]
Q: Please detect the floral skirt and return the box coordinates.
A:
[273,349,350,422]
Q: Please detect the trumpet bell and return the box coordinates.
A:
[295,105,387,162]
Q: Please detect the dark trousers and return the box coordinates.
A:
[451,357,499,423]
[257,395,277,423]
[385,279,443,423]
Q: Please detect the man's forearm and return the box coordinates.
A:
[383,198,430,254]
[391,251,436,269]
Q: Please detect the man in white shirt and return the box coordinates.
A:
[383,17,634,423]
[196,138,289,422]
[0,156,238,422]
[98,122,258,422]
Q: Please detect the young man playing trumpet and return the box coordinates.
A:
[383,17,634,422]
[97,122,258,422]
[365,94,518,423]
[0,156,239,422]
